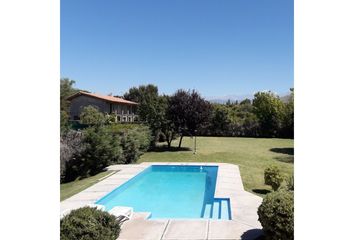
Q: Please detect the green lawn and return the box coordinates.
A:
[60,170,115,201]
[138,136,294,197]
[60,137,293,200]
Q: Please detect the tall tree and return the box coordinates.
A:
[240,98,252,105]
[157,95,176,148]
[124,84,166,144]
[60,78,78,112]
[210,104,231,136]
[252,91,285,137]
[168,89,212,148]
[281,88,294,138]
[60,78,79,134]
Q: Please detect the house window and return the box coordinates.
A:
[128,117,131,122]
[122,116,127,122]
[74,116,79,120]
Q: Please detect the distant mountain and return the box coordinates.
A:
[206,94,253,104]
[207,91,292,104]
[280,94,291,103]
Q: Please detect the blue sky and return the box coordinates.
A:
[61,0,293,98]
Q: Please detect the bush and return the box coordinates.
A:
[80,126,123,173]
[105,114,117,124]
[61,124,152,182]
[258,190,294,240]
[61,110,71,135]
[287,174,294,191]
[109,124,152,164]
[120,131,140,164]
[157,131,166,142]
[264,166,284,191]
[60,130,85,183]
[80,105,105,125]
[60,207,121,240]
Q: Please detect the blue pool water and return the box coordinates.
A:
[96,165,231,219]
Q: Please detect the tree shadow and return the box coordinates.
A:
[149,145,192,152]
[274,156,294,164]
[241,229,264,240]
[270,147,294,155]
[270,147,294,164]
[252,189,271,195]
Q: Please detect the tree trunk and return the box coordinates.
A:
[178,134,184,148]
[166,131,172,148]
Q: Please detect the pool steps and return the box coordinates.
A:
[202,198,231,220]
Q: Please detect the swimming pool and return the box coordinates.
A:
[95,165,231,219]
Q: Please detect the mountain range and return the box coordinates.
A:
[206,92,291,104]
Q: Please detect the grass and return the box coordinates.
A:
[138,136,294,197]
[60,170,114,201]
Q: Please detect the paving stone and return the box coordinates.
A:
[85,184,119,192]
[208,220,254,240]
[162,220,208,240]
[131,212,151,220]
[66,191,106,201]
[118,219,168,240]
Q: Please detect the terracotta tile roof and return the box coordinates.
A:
[67,91,138,105]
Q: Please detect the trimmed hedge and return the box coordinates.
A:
[258,190,294,240]
[264,166,284,191]
[60,207,121,240]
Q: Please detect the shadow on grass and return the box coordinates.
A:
[241,229,264,240]
[149,145,192,152]
[252,189,271,195]
[274,155,294,164]
[270,147,294,164]
[270,147,294,155]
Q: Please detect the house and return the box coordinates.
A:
[67,91,138,122]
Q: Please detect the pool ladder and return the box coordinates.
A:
[202,198,231,220]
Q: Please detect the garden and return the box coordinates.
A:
[60,79,294,240]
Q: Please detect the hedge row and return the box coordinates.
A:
[60,124,151,183]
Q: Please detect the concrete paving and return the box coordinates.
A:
[208,220,259,240]
[119,219,168,240]
[162,220,208,240]
[60,162,264,240]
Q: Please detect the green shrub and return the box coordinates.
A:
[61,110,71,135]
[81,126,123,173]
[120,131,140,164]
[258,190,294,240]
[287,174,294,191]
[61,124,152,182]
[157,131,166,142]
[105,114,117,124]
[117,125,152,164]
[108,123,141,131]
[131,125,151,152]
[80,105,105,125]
[264,166,284,191]
[60,207,120,240]
[60,130,85,183]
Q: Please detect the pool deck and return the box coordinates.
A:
[60,162,263,240]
